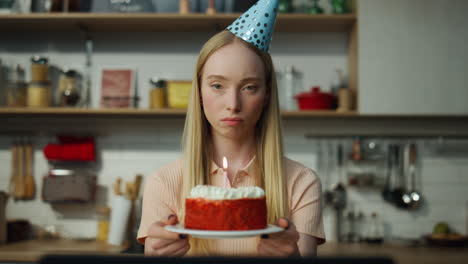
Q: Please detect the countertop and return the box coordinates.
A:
[318,242,468,264]
[0,239,126,262]
[1,240,467,263]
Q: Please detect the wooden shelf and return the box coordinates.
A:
[0,13,356,32]
[2,108,467,137]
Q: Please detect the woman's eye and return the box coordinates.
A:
[211,84,222,89]
[244,85,257,91]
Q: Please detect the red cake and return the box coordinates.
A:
[185,185,267,231]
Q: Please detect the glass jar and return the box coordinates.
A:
[31,55,49,82]
[5,64,27,107]
[58,69,81,107]
[96,207,110,242]
[149,77,167,109]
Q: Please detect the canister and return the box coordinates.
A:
[30,55,49,82]
[149,77,167,109]
[5,64,27,107]
[27,81,51,107]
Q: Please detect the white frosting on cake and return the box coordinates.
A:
[188,185,265,200]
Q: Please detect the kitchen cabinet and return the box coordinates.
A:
[358,0,468,115]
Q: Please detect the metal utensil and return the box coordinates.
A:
[323,141,334,205]
[407,143,422,209]
[391,144,409,209]
[381,144,393,203]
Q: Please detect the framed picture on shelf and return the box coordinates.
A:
[98,68,137,108]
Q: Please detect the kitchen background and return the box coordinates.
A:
[0,0,468,261]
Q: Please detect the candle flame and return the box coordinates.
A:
[222,156,228,169]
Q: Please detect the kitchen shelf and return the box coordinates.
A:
[2,108,468,137]
[0,13,356,32]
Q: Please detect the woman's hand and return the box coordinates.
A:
[257,218,300,257]
[144,215,190,257]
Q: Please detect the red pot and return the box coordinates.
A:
[295,86,334,110]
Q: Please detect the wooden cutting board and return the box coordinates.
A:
[14,142,25,199]
[8,143,18,197]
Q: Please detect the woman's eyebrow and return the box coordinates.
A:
[241,77,262,82]
[206,75,228,80]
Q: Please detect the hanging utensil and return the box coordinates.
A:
[8,142,18,197]
[24,141,35,200]
[397,143,412,209]
[408,143,422,209]
[323,141,334,205]
[391,144,408,209]
[332,143,347,242]
[381,144,394,203]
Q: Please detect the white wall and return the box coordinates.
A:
[358,0,468,114]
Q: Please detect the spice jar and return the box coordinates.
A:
[58,69,81,107]
[30,55,49,82]
[96,207,110,242]
[5,64,27,107]
[149,77,167,109]
[27,81,51,107]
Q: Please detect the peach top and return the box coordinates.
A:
[137,156,325,256]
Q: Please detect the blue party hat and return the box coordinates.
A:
[227,0,279,53]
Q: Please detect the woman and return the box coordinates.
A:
[137,29,325,257]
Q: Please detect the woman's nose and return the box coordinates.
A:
[226,89,241,112]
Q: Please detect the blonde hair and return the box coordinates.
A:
[180,30,288,255]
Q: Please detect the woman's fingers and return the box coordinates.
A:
[147,221,180,240]
[172,242,191,257]
[257,241,284,256]
[155,238,190,256]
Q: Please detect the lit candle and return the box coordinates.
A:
[223,156,228,188]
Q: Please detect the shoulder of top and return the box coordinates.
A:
[152,157,185,181]
[284,156,318,178]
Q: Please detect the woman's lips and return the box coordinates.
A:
[221,118,243,126]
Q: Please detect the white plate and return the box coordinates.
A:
[165,224,284,239]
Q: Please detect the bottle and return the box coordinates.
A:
[96,207,110,242]
[306,0,324,14]
[282,66,303,111]
[331,0,350,14]
[149,77,167,109]
[278,0,293,13]
[364,212,384,244]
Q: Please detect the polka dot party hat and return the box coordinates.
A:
[227,0,279,53]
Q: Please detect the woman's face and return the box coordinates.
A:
[201,41,268,140]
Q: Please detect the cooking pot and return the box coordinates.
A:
[295,86,335,110]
